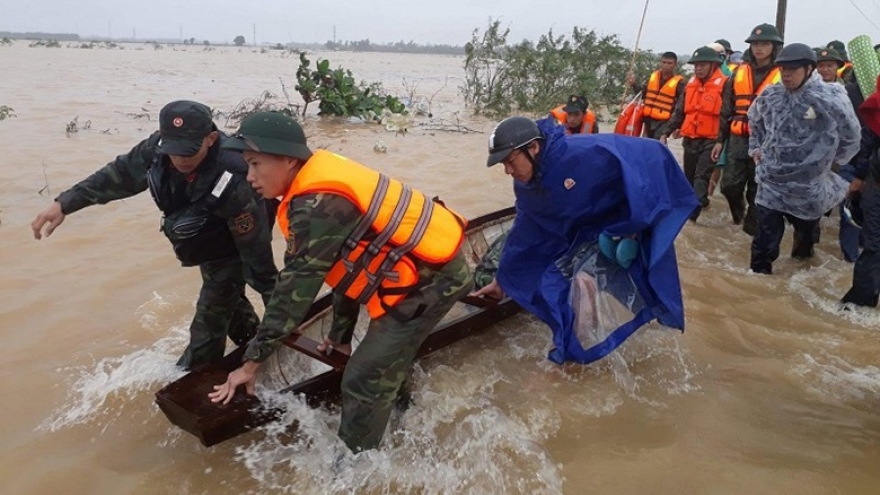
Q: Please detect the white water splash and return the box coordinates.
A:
[38,294,188,432]
[792,352,880,406]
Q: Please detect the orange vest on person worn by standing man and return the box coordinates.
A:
[277,150,467,319]
[642,71,684,121]
[550,105,598,134]
[681,68,728,140]
[730,64,781,136]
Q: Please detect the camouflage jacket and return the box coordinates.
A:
[55,131,277,300]
[245,193,361,362]
[717,63,777,160]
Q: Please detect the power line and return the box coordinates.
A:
[847,0,880,31]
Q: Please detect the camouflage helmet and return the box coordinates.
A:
[688,46,723,64]
[815,47,844,67]
[745,23,783,44]
[775,43,818,68]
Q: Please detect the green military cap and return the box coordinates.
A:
[688,46,723,64]
[745,23,783,44]
[826,40,851,61]
[222,112,312,160]
[715,38,733,53]
[815,47,844,67]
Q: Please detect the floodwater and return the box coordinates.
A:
[1,41,879,495]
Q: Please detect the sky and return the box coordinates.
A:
[2,0,880,55]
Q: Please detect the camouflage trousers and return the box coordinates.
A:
[721,156,759,236]
[338,250,473,452]
[682,137,716,219]
[473,230,509,289]
[176,257,260,370]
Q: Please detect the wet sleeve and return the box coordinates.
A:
[328,292,360,345]
[244,193,361,363]
[215,178,278,304]
[55,134,157,214]
[717,76,734,144]
[853,127,880,180]
[746,95,766,157]
[662,96,686,136]
[832,92,863,167]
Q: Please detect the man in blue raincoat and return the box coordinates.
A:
[472,116,698,364]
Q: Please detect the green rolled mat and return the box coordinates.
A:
[849,35,879,97]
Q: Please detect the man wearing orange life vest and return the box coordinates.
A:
[711,23,783,236]
[826,40,855,85]
[550,95,599,134]
[660,46,728,222]
[208,112,473,453]
[627,52,685,140]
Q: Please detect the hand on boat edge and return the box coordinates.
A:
[469,278,504,302]
[209,360,261,405]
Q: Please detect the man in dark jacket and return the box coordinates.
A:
[31,101,277,369]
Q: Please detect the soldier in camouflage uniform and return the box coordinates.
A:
[209,112,472,453]
[31,101,277,369]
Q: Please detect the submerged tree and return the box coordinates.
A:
[233,35,246,46]
[462,19,663,118]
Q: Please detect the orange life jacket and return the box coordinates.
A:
[614,96,644,136]
[277,150,467,319]
[681,68,728,140]
[642,71,684,121]
[837,61,854,79]
[730,64,781,136]
[727,62,739,73]
[550,105,597,134]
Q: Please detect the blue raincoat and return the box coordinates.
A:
[496,120,698,364]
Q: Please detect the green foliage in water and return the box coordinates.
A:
[234,35,246,46]
[461,19,669,118]
[0,105,16,121]
[28,39,61,48]
[294,52,406,119]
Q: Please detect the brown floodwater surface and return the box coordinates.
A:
[1,42,878,495]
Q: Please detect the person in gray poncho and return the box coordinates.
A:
[747,43,861,274]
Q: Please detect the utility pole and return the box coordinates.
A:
[253,23,256,46]
[776,0,787,39]
[333,25,337,45]
[179,25,183,41]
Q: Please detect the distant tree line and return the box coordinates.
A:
[324,39,464,55]
[0,31,80,41]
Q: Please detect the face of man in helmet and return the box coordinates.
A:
[694,62,715,79]
[817,61,840,83]
[565,110,584,130]
[780,65,810,91]
[501,140,540,184]
[750,41,774,65]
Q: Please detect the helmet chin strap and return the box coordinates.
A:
[521,143,542,183]
[796,66,815,90]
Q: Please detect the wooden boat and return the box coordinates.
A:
[155,206,519,447]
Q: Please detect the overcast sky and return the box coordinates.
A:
[2,0,879,55]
